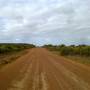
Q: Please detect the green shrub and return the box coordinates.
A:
[44,44,90,57]
[0,43,35,54]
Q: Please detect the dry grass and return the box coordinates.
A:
[0,50,28,68]
[52,51,90,66]
[65,55,90,65]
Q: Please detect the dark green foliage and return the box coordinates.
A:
[44,44,90,56]
[60,47,74,55]
[0,43,35,54]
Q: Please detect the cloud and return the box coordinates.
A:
[0,0,90,45]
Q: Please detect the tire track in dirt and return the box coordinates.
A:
[48,56,90,90]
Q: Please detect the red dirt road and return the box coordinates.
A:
[0,48,90,90]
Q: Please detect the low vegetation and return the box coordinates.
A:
[0,43,35,67]
[43,44,90,56]
[43,44,90,65]
[0,43,35,54]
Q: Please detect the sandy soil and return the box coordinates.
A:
[0,48,90,90]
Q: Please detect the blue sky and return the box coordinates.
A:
[0,0,90,45]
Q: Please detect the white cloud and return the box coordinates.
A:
[0,0,90,45]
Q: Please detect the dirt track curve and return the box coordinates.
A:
[0,48,90,90]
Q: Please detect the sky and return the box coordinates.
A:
[0,0,90,45]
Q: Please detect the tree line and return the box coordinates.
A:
[0,43,35,54]
[43,44,90,56]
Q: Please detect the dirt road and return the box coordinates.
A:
[0,48,90,90]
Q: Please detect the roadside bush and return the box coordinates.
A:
[60,47,74,56]
[44,44,90,57]
[0,43,35,54]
